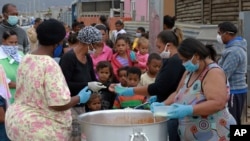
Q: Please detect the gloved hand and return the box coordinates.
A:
[147,96,157,104]
[130,51,137,62]
[150,102,165,113]
[77,86,92,103]
[167,103,193,119]
[114,85,134,96]
[88,81,106,92]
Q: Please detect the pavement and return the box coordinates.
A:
[242,107,250,124]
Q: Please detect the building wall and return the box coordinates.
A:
[175,0,250,25]
[124,0,149,21]
[163,0,175,17]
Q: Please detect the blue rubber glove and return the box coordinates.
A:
[147,96,157,104]
[150,102,165,113]
[77,86,92,104]
[114,86,134,96]
[130,51,136,61]
[167,103,193,119]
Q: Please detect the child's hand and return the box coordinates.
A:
[108,83,117,93]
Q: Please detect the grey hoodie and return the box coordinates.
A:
[218,36,247,93]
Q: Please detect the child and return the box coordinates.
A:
[111,20,126,43]
[111,35,134,79]
[139,53,162,86]
[134,37,149,73]
[96,61,116,109]
[116,66,129,87]
[0,65,11,141]
[85,92,102,112]
[113,67,147,109]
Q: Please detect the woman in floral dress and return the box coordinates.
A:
[5,19,92,141]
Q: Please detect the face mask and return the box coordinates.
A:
[53,44,63,58]
[159,44,170,59]
[7,16,18,26]
[216,34,223,44]
[135,33,142,38]
[182,56,199,72]
[88,44,96,54]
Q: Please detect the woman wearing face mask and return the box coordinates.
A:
[5,19,92,141]
[0,3,29,54]
[113,30,185,141]
[0,30,23,104]
[59,26,108,140]
[154,38,236,141]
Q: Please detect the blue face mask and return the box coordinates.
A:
[183,56,199,72]
[53,44,63,58]
[7,16,18,26]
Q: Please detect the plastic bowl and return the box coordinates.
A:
[153,106,171,117]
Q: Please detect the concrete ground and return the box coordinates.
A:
[242,107,250,124]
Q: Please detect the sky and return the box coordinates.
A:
[0,0,72,13]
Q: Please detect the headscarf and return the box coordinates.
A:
[1,45,21,63]
[77,26,102,44]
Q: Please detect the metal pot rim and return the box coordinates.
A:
[78,109,168,126]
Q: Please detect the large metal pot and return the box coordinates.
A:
[78,109,168,141]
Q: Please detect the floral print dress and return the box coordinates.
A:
[5,54,72,141]
[174,63,236,141]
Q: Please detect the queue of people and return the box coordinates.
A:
[0,2,248,141]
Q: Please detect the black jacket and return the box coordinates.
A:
[148,54,185,102]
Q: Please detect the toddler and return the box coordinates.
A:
[85,92,102,112]
[113,67,147,109]
[139,53,162,86]
[134,37,149,73]
[96,61,116,109]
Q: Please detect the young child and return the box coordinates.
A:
[111,35,134,79]
[111,20,126,43]
[116,66,129,87]
[96,61,116,109]
[134,37,149,73]
[85,92,102,112]
[113,67,147,109]
[139,53,162,86]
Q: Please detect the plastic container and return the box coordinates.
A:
[153,106,171,117]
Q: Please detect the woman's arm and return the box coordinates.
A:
[133,86,149,96]
[8,81,16,88]
[164,71,187,105]
[192,68,228,116]
[0,107,5,122]
[49,96,80,111]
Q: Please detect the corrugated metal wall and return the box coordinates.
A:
[176,0,250,25]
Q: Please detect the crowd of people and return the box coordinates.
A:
[0,2,248,141]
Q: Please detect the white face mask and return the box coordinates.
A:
[159,44,170,59]
[88,44,96,54]
[217,34,224,44]
[135,33,142,38]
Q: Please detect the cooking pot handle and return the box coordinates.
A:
[130,132,149,141]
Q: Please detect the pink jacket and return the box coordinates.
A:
[134,52,149,71]
[111,50,133,79]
